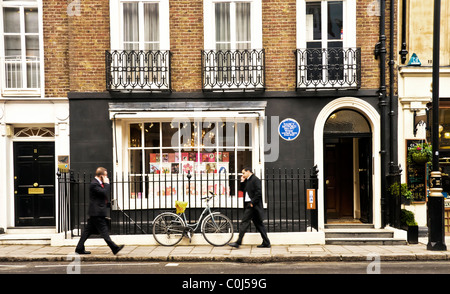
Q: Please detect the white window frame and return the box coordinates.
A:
[0,0,44,97]
[204,0,262,50]
[111,112,265,210]
[296,0,356,49]
[296,0,357,89]
[110,0,170,51]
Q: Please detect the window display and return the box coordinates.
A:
[122,119,256,209]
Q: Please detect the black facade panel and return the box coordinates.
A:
[69,97,114,175]
[68,92,379,175]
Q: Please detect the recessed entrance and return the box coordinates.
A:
[323,109,372,224]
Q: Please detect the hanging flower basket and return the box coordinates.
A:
[407,143,432,165]
[411,152,429,164]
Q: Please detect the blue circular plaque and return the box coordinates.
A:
[278,118,300,141]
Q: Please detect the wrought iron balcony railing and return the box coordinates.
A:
[202,49,265,91]
[106,50,171,92]
[295,47,361,90]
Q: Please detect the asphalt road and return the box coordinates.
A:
[1,261,445,292]
[0,260,449,274]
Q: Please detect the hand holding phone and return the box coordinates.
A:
[102,175,110,184]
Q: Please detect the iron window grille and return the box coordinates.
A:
[295,47,361,90]
[106,50,171,92]
[202,49,265,92]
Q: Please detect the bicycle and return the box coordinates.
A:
[152,192,234,246]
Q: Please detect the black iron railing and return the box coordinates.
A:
[57,167,318,237]
[106,50,171,91]
[202,49,265,91]
[295,47,361,90]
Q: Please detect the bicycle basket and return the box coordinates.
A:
[175,201,188,214]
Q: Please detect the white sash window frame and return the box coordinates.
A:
[0,0,44,97]
[296,0,357,89]
[110,0,170,51]
[204,0,262,51]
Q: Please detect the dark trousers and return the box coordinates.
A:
[236,202,270,245]
[76,216,120,252]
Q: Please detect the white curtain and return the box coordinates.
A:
[215,2,251,50]
[236,3,250,50]
[144,3,160,51]
[123,2,160,51]
[215,2,230,51]
[123,3,139,51]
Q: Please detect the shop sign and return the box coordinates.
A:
[278,118,300,141]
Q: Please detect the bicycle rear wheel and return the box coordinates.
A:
[201,213,234,246]
[152,212,185,246]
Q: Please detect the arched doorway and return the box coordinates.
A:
[323,109,372,224]
[314,98,381,229]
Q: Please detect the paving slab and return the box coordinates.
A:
[0,240,450,263]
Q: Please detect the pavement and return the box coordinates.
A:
[2,237,450,263]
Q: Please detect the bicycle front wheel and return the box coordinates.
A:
[201,213,234,246]
[152,212,185,246]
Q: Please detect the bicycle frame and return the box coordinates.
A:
[178,199,214,232]
[152,193,233,246]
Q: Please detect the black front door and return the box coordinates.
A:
[14,142,55,226]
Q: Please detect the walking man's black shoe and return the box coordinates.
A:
[228,242,240,248]
[113,245,124,255]
[257,244,271,248]
[75,250,91,255]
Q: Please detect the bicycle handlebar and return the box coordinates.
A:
[201,191,216,202]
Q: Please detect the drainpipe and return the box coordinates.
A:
[399,0,408,64]
[375,0,388,228]
[389,0,402,229]
[389,0,397,167]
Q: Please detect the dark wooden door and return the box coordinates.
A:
[14,142,55,226]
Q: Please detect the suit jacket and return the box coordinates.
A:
[239,174,263,208]
[88,179,110,217]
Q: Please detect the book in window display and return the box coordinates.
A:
[149,163,160,174]
[149,153,160,163]
[161,163,171,174]
[205,162,217,173]
[218,152,229,162]
[182,161,194,174]
[218,162,228,174]
[171,163,180,174]
[202,152,216,163]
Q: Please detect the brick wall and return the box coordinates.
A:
[262,0,297,92]
[169,0,204,92]
[67,0,110,93]
[357,0,397,93]
[42,0,396,95]
[43,0,69,97]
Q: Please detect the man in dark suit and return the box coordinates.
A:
[229,167,271,248]
[75,167,124,255]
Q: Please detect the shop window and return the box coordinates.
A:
[121,118,257,209]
